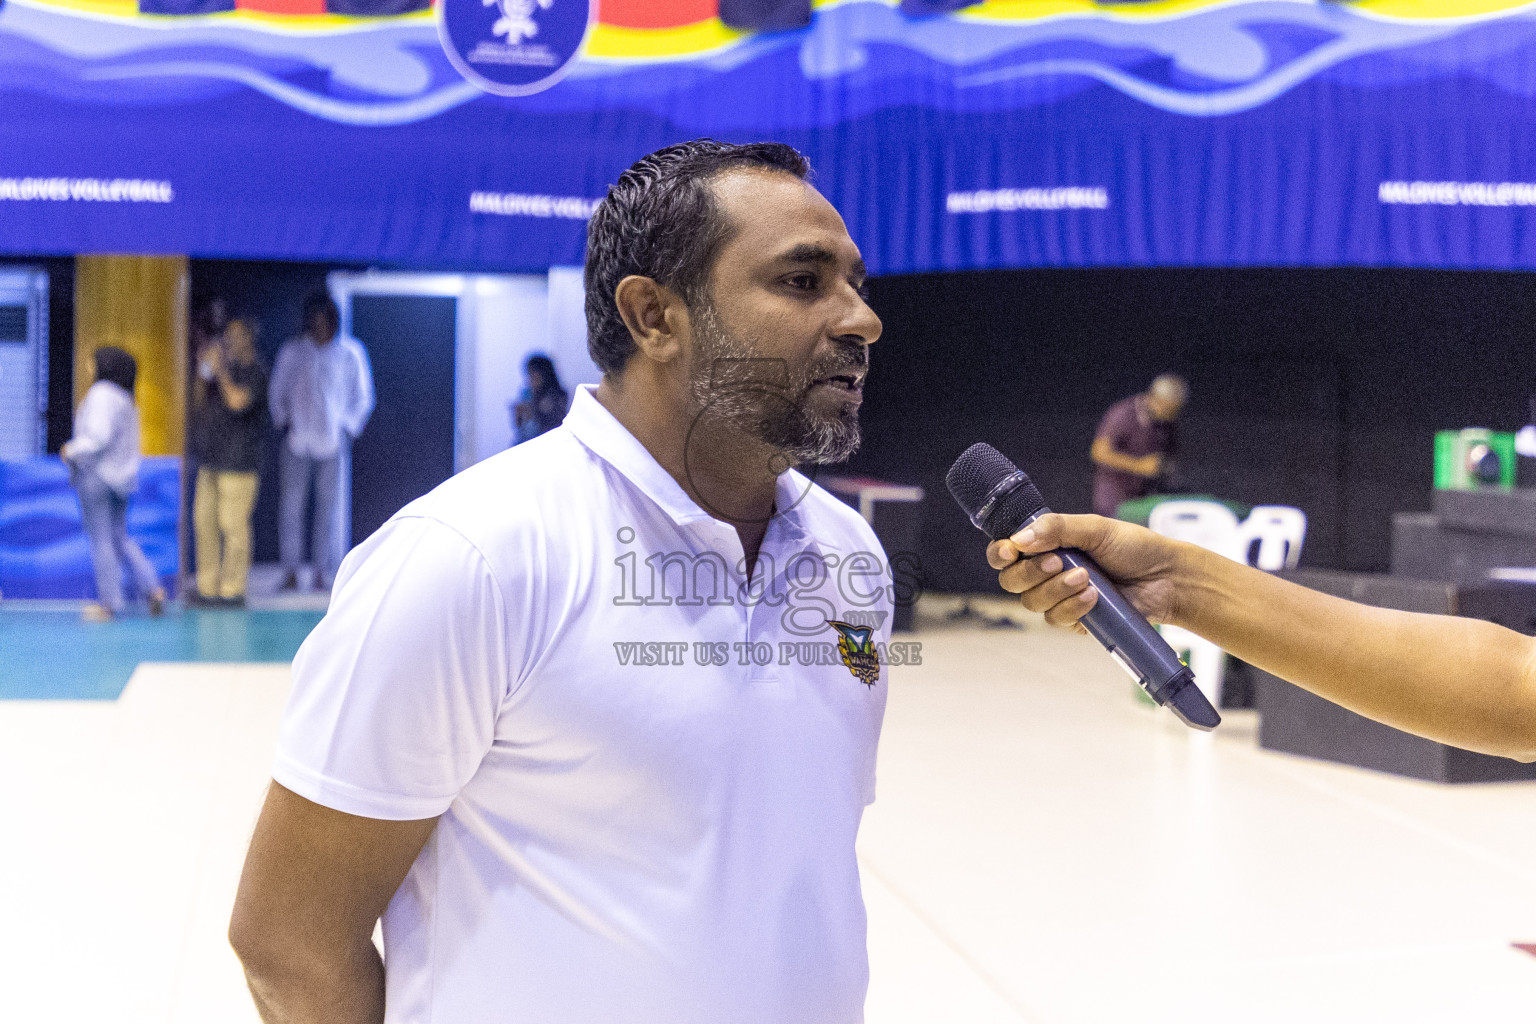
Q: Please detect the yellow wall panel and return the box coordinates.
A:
[74,255,189,457]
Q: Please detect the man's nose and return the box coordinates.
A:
[833,292,882,348]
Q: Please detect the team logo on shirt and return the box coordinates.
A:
[827,620,880,688]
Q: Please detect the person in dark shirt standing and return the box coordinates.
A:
[510,353,570,445]
[191,318,269,607]
[1090,373,1186,517]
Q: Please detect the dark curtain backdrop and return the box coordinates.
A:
[847,267,1536,593]
[347,294,457,550]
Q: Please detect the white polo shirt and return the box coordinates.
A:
[274,385,892,1024]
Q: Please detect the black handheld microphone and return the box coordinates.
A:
[946,443,1221,731]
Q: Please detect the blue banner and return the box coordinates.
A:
[0,0,1534,274]
[0,456,179,600]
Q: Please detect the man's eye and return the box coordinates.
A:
[855,282,871,301]
[787,274,817,290]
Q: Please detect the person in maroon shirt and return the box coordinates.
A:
[1090,374,1187,517]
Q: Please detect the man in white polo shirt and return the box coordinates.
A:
[230,140,893,1024]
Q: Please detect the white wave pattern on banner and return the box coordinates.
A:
[951,24,1461,116]
[78,61,480,124]
[791,1,1472,116]
[4,1,440,92]
[0,0,477,123]
[0,0,1528,125]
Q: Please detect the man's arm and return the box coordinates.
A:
[61,388,113,462]
[988,514,1536,762]
[1089,435,1161,478]
[344,341,376,437]
[229,782,437,1024]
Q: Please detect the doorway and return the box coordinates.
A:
[345,293,457,549]
[0,268,48,460]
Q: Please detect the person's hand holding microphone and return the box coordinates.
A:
[987,513,1189,634]
[967,455,1536,762]
[947,443,1221,729]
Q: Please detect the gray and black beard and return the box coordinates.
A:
[686,302,865,466]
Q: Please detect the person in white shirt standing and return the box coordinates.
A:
[61,346,166,622]
[268,291,374,591]
[231,140,893,1024]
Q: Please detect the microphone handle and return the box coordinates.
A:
[1058,548,1190,698]
[1022,515,1220,730]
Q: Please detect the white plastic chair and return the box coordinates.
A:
[1146,500,1241,707]
[1517,424,1536,458]
[1147,500,1242,562]
[1235,505,1307,571]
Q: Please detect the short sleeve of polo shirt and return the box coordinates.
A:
[273,515,513,821]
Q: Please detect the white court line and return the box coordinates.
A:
[1198,938,1530,971]
[1236,745,1536,893]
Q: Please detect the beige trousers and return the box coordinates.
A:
[194,468,259,600]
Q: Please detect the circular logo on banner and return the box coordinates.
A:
[439,0,594,97]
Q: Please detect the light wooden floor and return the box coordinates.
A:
[4,600,1535,1022]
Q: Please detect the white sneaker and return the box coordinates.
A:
[81,603,115,623]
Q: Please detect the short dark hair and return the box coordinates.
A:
[193,294,229,338]
[93,346,137,395]
[584,139,811,376]
[302,290,339,330]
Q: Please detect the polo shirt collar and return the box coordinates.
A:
[564,385,814,545]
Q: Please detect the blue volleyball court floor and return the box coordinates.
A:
[0,605,324,699]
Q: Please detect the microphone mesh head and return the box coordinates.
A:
[945,442,1047,540]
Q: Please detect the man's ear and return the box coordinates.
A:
[614,275,688,365]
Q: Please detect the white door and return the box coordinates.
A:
[0,269,48,460]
